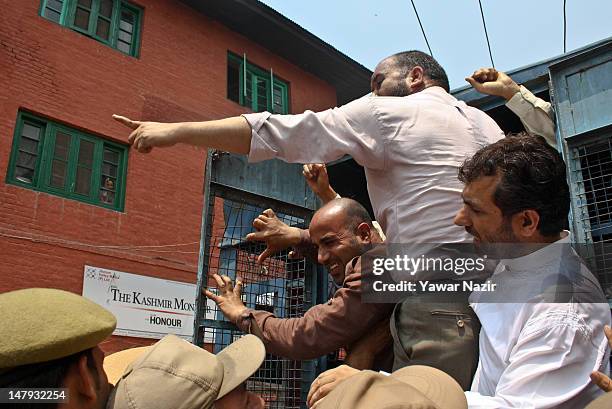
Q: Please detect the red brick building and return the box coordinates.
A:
[0,0,370,352]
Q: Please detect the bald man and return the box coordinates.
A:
[205,198,393,370]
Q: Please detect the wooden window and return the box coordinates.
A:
[227,53,290,114]
[40,0,142,57]
[42,0,65,23]
[7,111,128,211]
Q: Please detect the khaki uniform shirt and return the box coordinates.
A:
[506,85,556,147]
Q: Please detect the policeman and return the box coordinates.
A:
[0,288,116,409]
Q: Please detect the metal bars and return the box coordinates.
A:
[568,134,612,296]
[195,182,318,408]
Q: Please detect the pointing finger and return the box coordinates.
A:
[113,114,141,130]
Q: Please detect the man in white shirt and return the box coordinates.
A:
[113,51,505,245]
[114,51,504,388]
[308,135,610,409]
[454,134,610,408]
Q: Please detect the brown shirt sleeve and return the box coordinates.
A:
[236,262,393,360]
[289,228,318,261]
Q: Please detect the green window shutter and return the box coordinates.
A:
[70,0,114,45]
[254,75,269,113]
[71,0,94,34]
[243,70,253,109]
[116,3,140,56]
[99,146,121,206]
[48,129,71,190]
[8,117,46,186]
[7,111,128,211]
[72,136,96,197]
[93,0,114,42]
[272,82,288,114]
[41,0,67,23]
[227,52,290,113]
[40,0,141,57]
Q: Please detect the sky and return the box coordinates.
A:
[259,0,612,90]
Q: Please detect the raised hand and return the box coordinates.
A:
[245,209,302,263]
[465,68,520,101]
[303,164,338,204]
[203,274,247,324]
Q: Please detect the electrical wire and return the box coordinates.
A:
[0,227,198,253]
[563,0,568,53]
[0,229,198,272]
[478,0,495,68]
[410,0,434,57]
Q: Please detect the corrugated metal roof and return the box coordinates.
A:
[453,36,612,110]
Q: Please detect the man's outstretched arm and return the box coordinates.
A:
[114,96,383,167]
[112,115,252,154]
[204,268,393,361]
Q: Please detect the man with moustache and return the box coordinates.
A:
[308,135,611,408]
[205,198,393,370]
[114,50,503,386]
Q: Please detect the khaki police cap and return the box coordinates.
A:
[317,366,467,409]
[0,288,116,370]
[104,334,266,409]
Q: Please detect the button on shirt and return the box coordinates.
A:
[466,233,611,409]
[244,87,504,244]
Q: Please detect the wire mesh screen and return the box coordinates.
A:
[568,135,612,299]
[196,184,317,408]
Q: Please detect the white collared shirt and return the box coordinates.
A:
[466,233,611,408]
[244,87,504,244]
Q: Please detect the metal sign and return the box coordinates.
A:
[82,265,209,340]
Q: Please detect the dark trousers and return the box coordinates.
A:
[390,293,480,390]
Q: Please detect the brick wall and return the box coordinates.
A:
[0,0,337,352]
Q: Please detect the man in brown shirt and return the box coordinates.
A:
[204,198,393,370]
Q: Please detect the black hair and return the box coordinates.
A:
[389,50,450,92]
[458,134,569,236]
